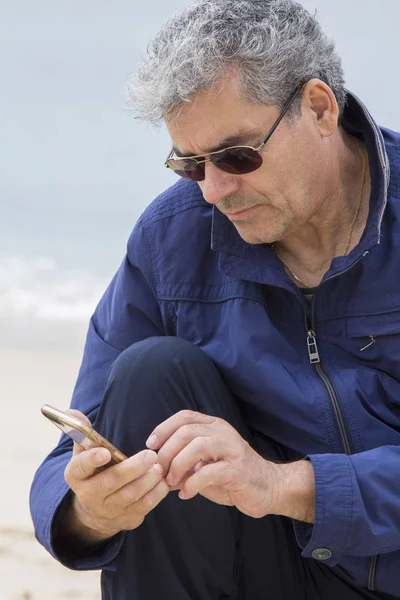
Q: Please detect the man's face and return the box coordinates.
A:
[166,76,329,245]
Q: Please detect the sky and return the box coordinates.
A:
[1,0,400,350]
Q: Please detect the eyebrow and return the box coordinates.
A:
[172,131,262,158]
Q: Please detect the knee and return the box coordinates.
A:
[108,336,210,383]
[97,337,214,441]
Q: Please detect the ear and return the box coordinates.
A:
[301,79,339,138]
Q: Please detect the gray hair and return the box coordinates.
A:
[126,0,346,126]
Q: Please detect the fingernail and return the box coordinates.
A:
[153,463,163,476]
[146,434,157,449]
[96,449,109,464]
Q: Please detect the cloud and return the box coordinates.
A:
[0,253,108,322]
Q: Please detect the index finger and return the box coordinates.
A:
[146,410,216,450]
[65,447,112,484]
[67,408,92,428]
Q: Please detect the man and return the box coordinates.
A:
[30,0,400,598]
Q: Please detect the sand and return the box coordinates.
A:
[0,345,101,600]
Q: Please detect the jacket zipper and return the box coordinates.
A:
[304,301,352,456]
[304,283,378,591]
[368,556,378,591]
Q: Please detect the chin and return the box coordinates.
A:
[234,225,274,245]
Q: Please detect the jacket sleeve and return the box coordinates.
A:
[293,445,400,565]
[29,219,166,571]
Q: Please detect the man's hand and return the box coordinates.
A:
[61,410,170,547]
[147,410,315,522]
[146,410,279,518]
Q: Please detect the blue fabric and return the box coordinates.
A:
[30,89,400,597]
[51,336,396,599]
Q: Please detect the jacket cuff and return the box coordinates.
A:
[293,453,354,566]
[47,482,125,571]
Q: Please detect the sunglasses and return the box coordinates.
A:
[165,82,305,182]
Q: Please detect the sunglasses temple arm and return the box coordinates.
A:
[260,82,305,147]
[165,148,175,165]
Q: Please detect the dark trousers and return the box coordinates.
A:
[93,337,393,600]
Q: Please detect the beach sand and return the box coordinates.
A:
[0,345,100,600]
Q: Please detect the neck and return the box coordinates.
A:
[274,131,370,288]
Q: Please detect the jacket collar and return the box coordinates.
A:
[210,89,390,288]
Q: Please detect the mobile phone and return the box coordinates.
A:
[41,404,127,465]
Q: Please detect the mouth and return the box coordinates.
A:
[222,205,259,221]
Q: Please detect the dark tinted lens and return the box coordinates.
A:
[212,147,263,175]
[166,159,205,181]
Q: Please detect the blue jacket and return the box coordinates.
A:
[31,91,400,597]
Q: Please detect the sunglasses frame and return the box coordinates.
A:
[165,81,306,180]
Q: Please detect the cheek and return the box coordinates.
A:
[275,156,311,211]
[241,148,311,216]
[255,150,296,200]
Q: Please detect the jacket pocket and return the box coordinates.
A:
[347,311,400,338]
[346,311,400,380]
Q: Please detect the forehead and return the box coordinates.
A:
[167,76,275,157]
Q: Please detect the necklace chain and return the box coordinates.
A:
[273,138,366,288]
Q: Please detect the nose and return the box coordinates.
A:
[199,162,241,206]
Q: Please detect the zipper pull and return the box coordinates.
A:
[307,330,320,364]
[360,335,375,352]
